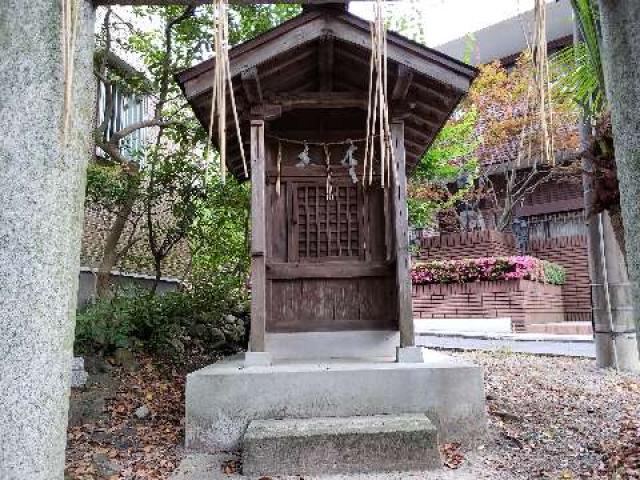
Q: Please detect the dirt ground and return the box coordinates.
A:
[65,350,640,480]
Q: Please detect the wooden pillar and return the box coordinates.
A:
[250,120,267,352]
[391,121,415,347]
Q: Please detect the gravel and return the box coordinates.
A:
[458,350,640,479]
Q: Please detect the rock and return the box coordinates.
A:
[71,357,89,388]
[113,348,138,371]
[93,453,121,478]
[68,389,107,427]
[188,323,208,339]
[84,355,110,374]
[135,405,150,420]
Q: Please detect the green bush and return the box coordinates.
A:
[75,285,246,360]
[542,260,567,285]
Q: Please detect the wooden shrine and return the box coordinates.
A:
[177,4,477,360]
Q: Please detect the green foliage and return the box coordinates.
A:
[542,260,567,286]
[86,163,140,210]
[551,0,606,119]
[75,286,246,359]
[189,176,251,301]
[412,108,479,182]
[408,108,479,227]
[228,5,301,46]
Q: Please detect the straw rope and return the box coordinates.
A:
[61,0,81,144]
[208,0,247,181]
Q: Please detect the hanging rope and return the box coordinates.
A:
[518,0,555,167]
[208,0,248,181]
[276,140,282,196]
[265,134,373,147]
[61,0,81,144]
[363,0,394,188]
[324,144,334,201]
[533,0,555,166]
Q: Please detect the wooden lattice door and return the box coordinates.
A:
[290,183,363,261]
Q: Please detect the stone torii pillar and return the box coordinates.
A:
[0,1,95,478]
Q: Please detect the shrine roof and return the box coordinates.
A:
[176,7,478,179]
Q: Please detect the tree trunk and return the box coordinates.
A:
[0,2,96,478]
[152,256,163,294]
[95,187,137,297]
[598,0,640,357]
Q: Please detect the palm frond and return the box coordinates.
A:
[550,0,606,119]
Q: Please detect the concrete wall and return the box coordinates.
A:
[77,268,181,307]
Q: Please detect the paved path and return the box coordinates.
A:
[416,331,595,358]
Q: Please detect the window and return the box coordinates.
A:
[96,81,150,161]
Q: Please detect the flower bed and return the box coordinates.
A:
[411,256,566,286]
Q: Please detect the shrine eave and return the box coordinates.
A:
[176,8,478,180]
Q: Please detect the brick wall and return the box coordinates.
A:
[528,236,591,322]
[416,230,516,261]
[412,280,565,332]
[81,204,190,279]
[413,230,592,324]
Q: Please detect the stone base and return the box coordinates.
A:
[185,351,486,452]
[396,346,426,363]
[244,351,272,367]
[265,330,400,360]
[242,415,440,476]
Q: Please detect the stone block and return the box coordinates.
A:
[186,351,486,451]
[396,346,425,363]
[242,415,440,476]
[244,351,272,367]
[71,357,88,388]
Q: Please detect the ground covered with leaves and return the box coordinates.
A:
[463,351,640,479]
[65,350,640,480]
[65,353,189,480]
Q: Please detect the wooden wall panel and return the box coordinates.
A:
[268,277,397,333]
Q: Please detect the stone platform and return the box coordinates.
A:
[185,350,486,452]
[242,415,440,476]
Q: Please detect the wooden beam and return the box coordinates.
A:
[264,91,367,110]
[326,16,473,92]
[248,103,282,120]
[390,121,415,348]
[391,64,413,102]
[241,67,263,105]
[249,120,266,353]
[318,34,335,92]
[267,261,393,280]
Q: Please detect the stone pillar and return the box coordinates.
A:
[589,212,640,371]
[0,1,95,478]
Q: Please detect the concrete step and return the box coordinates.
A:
[527,321,593,335]
[242,414,440,477]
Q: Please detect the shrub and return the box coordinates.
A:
[411,256,566,286]
[75,285,246,360]
[542,260,567,285]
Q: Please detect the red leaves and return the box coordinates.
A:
[441,442,465,469]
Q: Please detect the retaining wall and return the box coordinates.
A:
[412,279,565,332]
